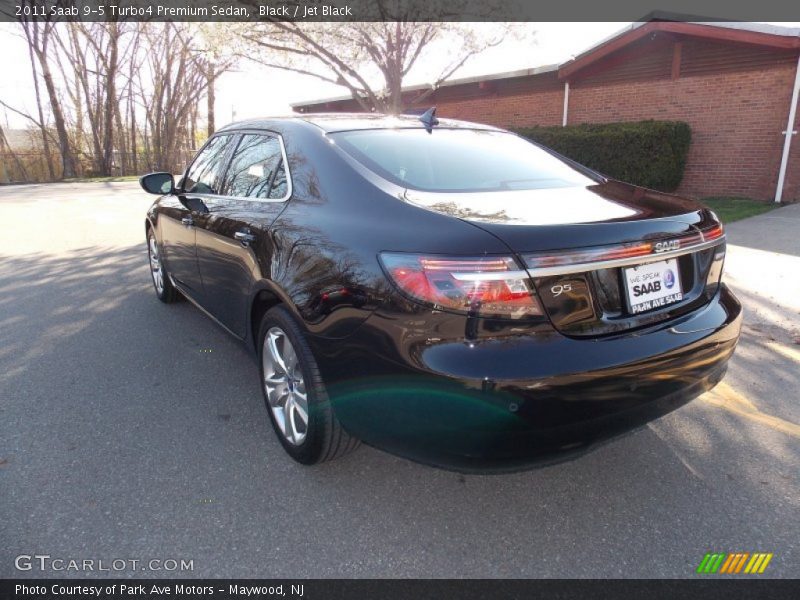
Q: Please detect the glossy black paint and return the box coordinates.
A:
[140,172,174,195]
[308,284,740,471]
[144,114,741,471]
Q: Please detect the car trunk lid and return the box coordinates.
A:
[403,181,727,337]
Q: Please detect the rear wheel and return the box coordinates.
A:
[147,229,178,303]
[258,305,359,464]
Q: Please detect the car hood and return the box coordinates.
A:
[402,180,710,252]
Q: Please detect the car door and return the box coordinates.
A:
[193,132,292,337]
[160,134,237,298]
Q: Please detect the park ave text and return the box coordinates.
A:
[16,584,304,597]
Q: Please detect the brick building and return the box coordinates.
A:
[293,20,800,203]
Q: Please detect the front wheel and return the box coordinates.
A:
[147,229,179,303]
[258,306,359,464]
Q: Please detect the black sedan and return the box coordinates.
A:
[140,113,741,472]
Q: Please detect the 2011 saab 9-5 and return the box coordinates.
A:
[140,112,741,471]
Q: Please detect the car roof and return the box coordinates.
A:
[218,113,505,134]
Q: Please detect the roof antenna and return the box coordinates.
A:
[419,107,439,133]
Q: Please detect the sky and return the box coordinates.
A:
[1,22,797,130]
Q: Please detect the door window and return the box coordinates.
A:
[221,134,289,200]
[267,162,288,199]
[183,134,237,195]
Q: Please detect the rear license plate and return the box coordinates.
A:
[624,259,682,314]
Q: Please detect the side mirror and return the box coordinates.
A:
[140,172,175,195]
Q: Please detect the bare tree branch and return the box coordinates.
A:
[231,16,530,114]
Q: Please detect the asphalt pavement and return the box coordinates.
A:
[0,182,797,578]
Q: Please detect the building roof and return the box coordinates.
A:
[2,129,37,151]
[560,17,800,79]
[290,64,559,109]
[292,16,800,111]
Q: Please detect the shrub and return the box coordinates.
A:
[514,120,692,192]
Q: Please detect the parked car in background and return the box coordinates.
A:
[140,112,741,471]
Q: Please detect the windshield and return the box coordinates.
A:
[330,128,596,193]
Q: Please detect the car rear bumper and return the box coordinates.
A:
[308,284,742,472]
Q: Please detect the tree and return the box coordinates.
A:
[140,23,215,172]
[19,18,78,178]
[232,9,529,113]
[203,63,220,137]
[26,33,54,179]
[192,24,238,137]
[54,22,126,175]
[4,19,234,180]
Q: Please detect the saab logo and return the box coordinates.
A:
[696,552,773,574]
[654,240,680,253]
[633,281,661,297]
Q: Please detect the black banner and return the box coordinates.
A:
[1,0,800,22]
[2,579,800,600]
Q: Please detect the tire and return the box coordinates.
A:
[258,305,359,464]
[147,228,179,303]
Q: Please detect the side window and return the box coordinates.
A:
[221,134,288,199]
[183,135,236,194]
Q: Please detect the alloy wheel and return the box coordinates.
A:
[148,236,164,294]
[262,327,309,445]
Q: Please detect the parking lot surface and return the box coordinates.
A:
[0,182,798,578]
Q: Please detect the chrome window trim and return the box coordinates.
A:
[181,131,293,204]
[523,237,726,278]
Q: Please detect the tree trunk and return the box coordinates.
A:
[102,23,119,175]
[28,23,77,178]
[38,50,77,178]
[129,82,138,174]
[207,69,216,137]
[114,100,127,174]
[27,42,55,179]
[190,108,196,155]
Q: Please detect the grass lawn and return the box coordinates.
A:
[62,175,140,183]
[700,197,779,224]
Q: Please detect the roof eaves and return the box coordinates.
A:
[558,17,800,80]
[290,64,559,109]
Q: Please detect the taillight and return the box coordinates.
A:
[703,223,724,242]
[379,253,543,319]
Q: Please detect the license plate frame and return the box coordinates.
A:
[623,258,683,315]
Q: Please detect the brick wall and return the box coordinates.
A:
[569,66,798,201]
[412,89,564,129]
[404,70,565,129]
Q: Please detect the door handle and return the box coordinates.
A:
[181,216,194,227]
[234,230,256,246]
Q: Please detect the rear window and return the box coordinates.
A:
[330,128,594,192]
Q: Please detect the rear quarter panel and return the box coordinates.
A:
[261,122,513,339]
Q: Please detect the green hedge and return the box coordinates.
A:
[514,120,692,192]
